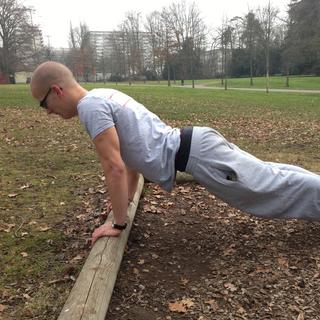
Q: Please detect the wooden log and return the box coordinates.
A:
[175,172,194,183]
[58,175,144,320]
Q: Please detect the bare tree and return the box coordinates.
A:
[120,11,145,83]
[160,8,174,86]
[257,1,279,93]
[118,22,131,83]
[187,2,207,87]
[109,30,127,82]
[165,0,206,87]
[0,0,39,82]
[204,36,222,78]
[281,17,293,87]
[216,18,234,90]
[144,10,167,81]
[242,11,262,86]
[68,22,96,82]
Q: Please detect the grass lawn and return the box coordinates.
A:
[195,75,320,90]
[132,75,320,90]
[0,83,320,318]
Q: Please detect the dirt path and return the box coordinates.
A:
[174,84,320,94]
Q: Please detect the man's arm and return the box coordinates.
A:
[126,166,139,202]
[104,166,139,215]
[91,127,128,244]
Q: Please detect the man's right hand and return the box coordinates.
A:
[91,221,122,245]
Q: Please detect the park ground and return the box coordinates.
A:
[1,80,320,319]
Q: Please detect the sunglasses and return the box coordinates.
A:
[39,87,52,108]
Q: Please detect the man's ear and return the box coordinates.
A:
[51,85,63,97]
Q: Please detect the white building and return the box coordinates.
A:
[89,30,152,77]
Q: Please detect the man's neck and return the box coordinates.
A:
[72,85,88,106]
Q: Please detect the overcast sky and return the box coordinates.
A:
[24,0,290,48]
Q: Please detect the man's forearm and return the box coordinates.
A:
[102,160,128,225]
[127,167,139,201]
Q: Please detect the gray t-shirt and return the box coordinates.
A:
[77,88,180,191]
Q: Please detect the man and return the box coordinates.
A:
[31,61,320,245]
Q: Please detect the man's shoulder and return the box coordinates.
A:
[77,92,113,123]
[82,88,115,101]
[78,89,115,109]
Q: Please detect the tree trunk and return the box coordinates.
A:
[191,60,195,89]
[167,63,171,87]
[250,53,254,86]
[266,43,270,93]
[224,47,228,90]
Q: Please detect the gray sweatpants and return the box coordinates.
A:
[185,127,320,220]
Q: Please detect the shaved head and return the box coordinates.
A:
[30,61,76,98]
[30,61,87,118]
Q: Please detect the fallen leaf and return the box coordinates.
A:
[20,184,31,190]
[49,278,67,285]
[23,293,31,300]
[237,306,247,314]
[289,305,301,313]
[21,252,28,258]
[223,247,236,256]
[168,301,187,313]
[0,223,15,233]
[71,255,83,262]
[168,298,195,313]
[278,257,289,269]
[256,266,272,273]
[205,299,219,312]
[181,298,195,308]
[224,283,237,292]
[0,304,6,312]
[76,214,86,220]
[180,277,189,285]
[22,308,34,317]
[39,226,51,232]
[133,268,139,275]
[8,193,18,198]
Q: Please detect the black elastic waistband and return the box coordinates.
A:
[175,126,193,172]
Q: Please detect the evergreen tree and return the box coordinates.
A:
[286,0,320,75]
